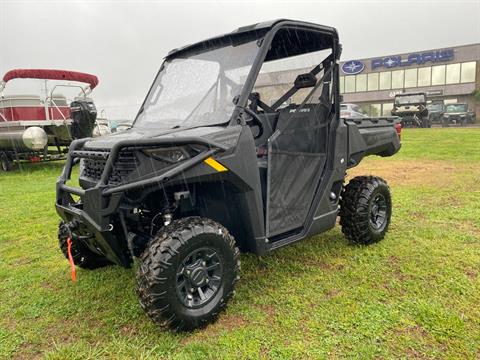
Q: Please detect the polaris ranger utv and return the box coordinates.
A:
[56,20,401,331]
[441,103,475,126]
[392,92,430,128]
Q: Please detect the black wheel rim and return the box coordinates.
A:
[370,193,388,231]
[176,247,223,308]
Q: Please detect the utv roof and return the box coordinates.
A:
[166,19,338,61]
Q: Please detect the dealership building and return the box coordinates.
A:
[339,43,480,117]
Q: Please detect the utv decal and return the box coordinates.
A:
[204,157,228,172]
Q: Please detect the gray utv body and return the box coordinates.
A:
[56,19,401,268]
[392,92,429,128]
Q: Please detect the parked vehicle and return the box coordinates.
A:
[391,92,430,128]
[442,103,475,126]
[427,100,444,124]
[340,103,367,118]
[56,19,401,331]
[0,69,108,171]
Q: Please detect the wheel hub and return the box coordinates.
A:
[176,247,223,308]
[188,263,208,287]
[370,193,387,231]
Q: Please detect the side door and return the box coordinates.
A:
[266,59,334,238]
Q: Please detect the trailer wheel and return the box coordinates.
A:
[136,217,240,331]
[58,221,112,269]
[0,152,12,172]
[340,176,392,245]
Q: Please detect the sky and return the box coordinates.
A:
[1,0,479,120]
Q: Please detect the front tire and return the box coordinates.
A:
[136,217,240,331]
[339,176,392,245]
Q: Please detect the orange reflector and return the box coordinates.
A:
[204,157,228,172]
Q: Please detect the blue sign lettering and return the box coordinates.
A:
[371,49,454,70]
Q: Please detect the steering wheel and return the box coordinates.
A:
[244,107,264,140]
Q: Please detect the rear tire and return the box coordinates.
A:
[136,217,240,331]
[340,176,392,245]
[58,221,112,269]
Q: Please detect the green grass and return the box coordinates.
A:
[1,128,479,359]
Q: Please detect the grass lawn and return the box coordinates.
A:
[0,128,479,359]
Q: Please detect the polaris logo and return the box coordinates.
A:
[371,49,454,70]
[289,108,311,113]
[341,60,365,75]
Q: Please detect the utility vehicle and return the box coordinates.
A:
[427,100,444,124]
[56,19,401,331]
[392,92,430,128]
[442,103,475,126]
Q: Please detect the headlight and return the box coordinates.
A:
[143,147,191,163]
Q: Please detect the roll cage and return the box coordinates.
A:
[134,19,341,130]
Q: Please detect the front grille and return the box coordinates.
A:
[81,150,138,185]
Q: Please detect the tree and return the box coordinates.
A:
[472,88,480,104]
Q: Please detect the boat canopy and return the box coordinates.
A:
[2,69,99,90]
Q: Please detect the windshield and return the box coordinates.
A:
[445,104,467,113]
[134,38,261,129]
[395,94,425,105]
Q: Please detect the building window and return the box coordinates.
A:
[379,72,391,90]
[382,103,393,116]
[418,67,431,87]
[446,63,461,84]
[431,65,446,86]
[391,70,404,89]
[356,74,367,92]
[367,73,379,91]
[360,103,382,117]
[371,104,381,116]
[404,69,417,88]
[461,62,476,83]
[345,75,356,93]
[339,76,345,93]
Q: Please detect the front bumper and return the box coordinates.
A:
[56,182,129,266]
[56,137,226,266]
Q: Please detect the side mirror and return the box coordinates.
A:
[339,95,344,103]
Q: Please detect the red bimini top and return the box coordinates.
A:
[2,69,99,90]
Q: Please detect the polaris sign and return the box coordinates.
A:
[371,49,454,70]
[341,60,365,74]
